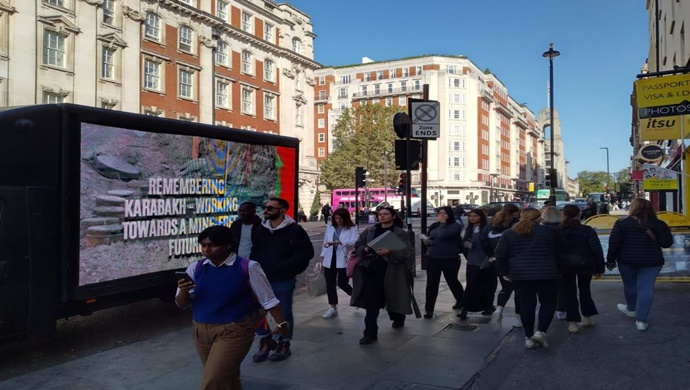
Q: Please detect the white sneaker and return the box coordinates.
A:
[580,316,593,327]
[531,331,549,348]
[636,321,649,331]
[568,322,580,334]
[490,308,503,328]
[525,337,538,349]
[322,307,338,319]
[513,317,523,328]
[555,311,567,320]
[617,303,637,318]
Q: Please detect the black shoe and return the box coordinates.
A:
[452,302,463,310]
[423,312,433,319]
[359,335,377,345]
[392,320,405,328]
[252,337,277,363]
[457,310,468,320]
[482,306,496,316]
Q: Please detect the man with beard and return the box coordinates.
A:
[250,197,314,362]
[229,202,263,258]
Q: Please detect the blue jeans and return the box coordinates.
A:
[617,264,662,322]
[261,279,295,341]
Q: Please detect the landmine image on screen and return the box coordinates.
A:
[79,123,280,286]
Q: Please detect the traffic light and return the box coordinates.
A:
[397,173,407,194]
[355,167,366,187]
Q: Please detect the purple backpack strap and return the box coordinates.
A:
[237,256,250,280]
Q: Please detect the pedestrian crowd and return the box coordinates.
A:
[174,196,672,389]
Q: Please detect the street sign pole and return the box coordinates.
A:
[420,85,430,271]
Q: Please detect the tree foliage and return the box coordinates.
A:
[576,171,610,195]
[319,104,403,189]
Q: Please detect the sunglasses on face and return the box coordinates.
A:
[265,206,283,211]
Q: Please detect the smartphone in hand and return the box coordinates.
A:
[175,271,193,284]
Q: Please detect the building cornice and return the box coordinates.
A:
[37,15,82,34]
[0,0,16,13]
[97,33,128,49]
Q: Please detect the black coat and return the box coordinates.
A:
[557,223,605,275]
[607,216,673,267]
[229,215,262,251]
[250,221,314,282]
[495,224,565,280]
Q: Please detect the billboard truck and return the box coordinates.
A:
[0,104,299,343]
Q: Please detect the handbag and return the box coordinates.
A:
[346,252,360,278]
[307,263,327,297]
[356,253,380,273]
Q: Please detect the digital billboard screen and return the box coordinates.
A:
[78,123,296,286]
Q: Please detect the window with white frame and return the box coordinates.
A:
[144,59,161,91]
[318,133,325,142]
[360,85,367,96]
[292,38,302,54]
[318,147,325,157]
[102,0,115,25]
[179,26,193,53]
[317,104,325,114]
[215,41,228,66]
[415,66,422,75]
[145,13,161,41]
[447,65,457,74]
[389,69,396,78]
[318,118,325,128]
[372,98,380,104]
[377,71,383,80]
[216,0,228,21]
[43,91,64,104]
[241,12,252,32]
[398,96,406,105]
[364,73,371,81]
[264,59,274,82]
[339,103,347,110]
[264,93,275,120]
[295,104,302,126]
[179,68,194,99]
[241,51,252,74]
[413,79,421,90]
[400,81,407,91]
[264,23,274,42]
[45,0,65,7]
[374,84,380,94]
[215,79,230,108]
[340,75,351,84]
[43,30,66,67]
[385,97,392,107]
[403,67,409,77]
[317,90,326,100]
[387,83,393,93]
[101,47,115,79]
[338,88,348,99]
[319,76,325,85]
[241,87,254,115]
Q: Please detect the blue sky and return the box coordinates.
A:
[287,0,649,178]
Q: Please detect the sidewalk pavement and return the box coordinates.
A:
[4,257,690,389]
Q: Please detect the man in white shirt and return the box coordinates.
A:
[230,202,262,259]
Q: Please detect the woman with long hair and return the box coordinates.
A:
[557,204,606,334]
[351,207,415,344]
[457,208,493,319]
[495,208,565,349]
[607,198,673,331]
[422,206,464,318]
[480,203,521,327]
[319,208,358,319]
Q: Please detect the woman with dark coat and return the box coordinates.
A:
[351,207,415,345]
[422,206,464,318]
[457,208,493,319]
[495,208,565,349]
[607,198,673,331]
[557,204,606,334]
[480,203,521,327]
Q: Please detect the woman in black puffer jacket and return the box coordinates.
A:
[607,198,672,331]
[557,204,605,334]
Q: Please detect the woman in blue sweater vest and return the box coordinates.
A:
[175,226,288,390]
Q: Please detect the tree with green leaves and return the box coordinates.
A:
[576,171,610,195]
[319,103,403,189]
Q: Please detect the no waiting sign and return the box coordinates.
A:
[410,100,440,138]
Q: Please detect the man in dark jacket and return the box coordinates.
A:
[229,201,262,258]
[251,197,314,362]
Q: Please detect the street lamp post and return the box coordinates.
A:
[489,173,499,202]
[600,147,610,193]
[543,43,560,206]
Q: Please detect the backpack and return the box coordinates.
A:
[558,228,592,271]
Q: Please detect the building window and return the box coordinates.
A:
[318,119,325,128]
[317,104,325,114]
[216,80,229,108]
[385,97,392,107]
[241,12,252,32]
[415,66,422,75]
[364,73,371,82]
[319,77,325,85]
[264,94,275,120]
[398,96,406,105]
[242,88,254,115]
[372,98,380,104]
[295,104,302,126]
[102,0,115,25]
[413,80,421,90]
[101,101,116,110]
[43,30,66,67]
[386,83,393,93]
[264,59,274,82]
[43,91,64,104]
[377,71,383,80]
[338,88,348,99]
[292,38,302,54]
[264,23,273,42]
[216,0,228,21]
[403,67,409,77]
[144,59,161,91]
[340,75,351,84]
[318,147,325,157]
[145,13,161,41]
[45,0,65,7]
[318,133,325,142]
[374,84,380,94]
[401,81,407,91]
[101,47,115,79]
[241,51,252,74]
[179,69,194,99]
[179,26,193,53]
[318,90,326,100]
[215,41,228,66]
[360,85,367,96]
[447,65,457,74]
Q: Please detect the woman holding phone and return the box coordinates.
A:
[175,225,288,390]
